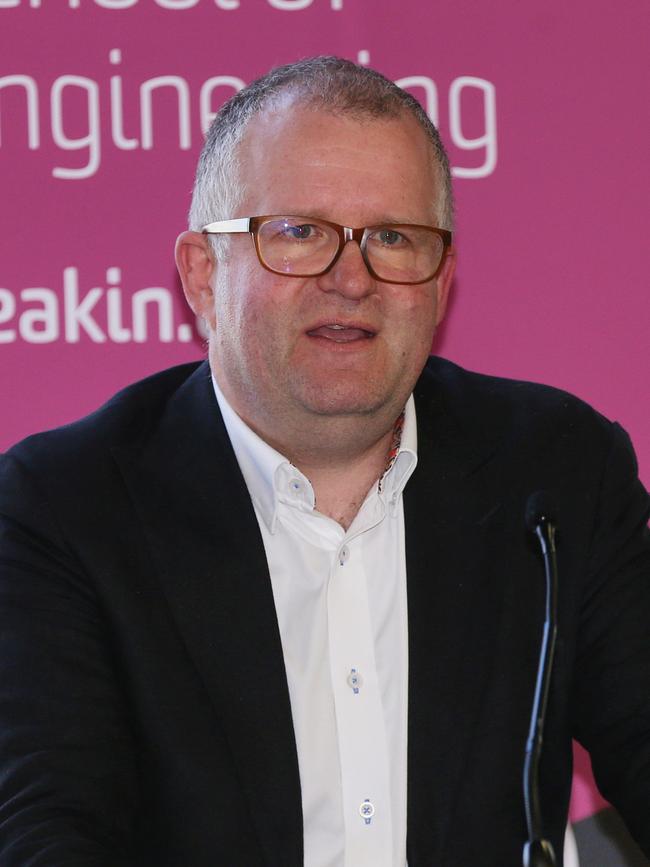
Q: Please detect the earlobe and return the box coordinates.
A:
[434,245,456,326]
[175,231,217,329]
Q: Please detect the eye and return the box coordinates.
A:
[373,228,408,247]
[259,218,332,257]
[281,222,319,241]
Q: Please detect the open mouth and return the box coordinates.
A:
[306,324,376,343]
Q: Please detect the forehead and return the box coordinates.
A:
[235,101,440,225]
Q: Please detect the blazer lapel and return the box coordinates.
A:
[405,363,509,865]
[113,363,303,867]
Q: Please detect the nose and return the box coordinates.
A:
[316,240,376,300]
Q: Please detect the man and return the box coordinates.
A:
[0,57,649,867]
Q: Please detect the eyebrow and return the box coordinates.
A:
[273,212,425,227]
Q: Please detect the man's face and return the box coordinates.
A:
[199,103,453,441]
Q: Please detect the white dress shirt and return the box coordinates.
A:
[213,378,417,867]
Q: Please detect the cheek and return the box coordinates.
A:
[387,286,439,335]
[215,287,296,366]
[214,258,264,333]
[394,292,439,365]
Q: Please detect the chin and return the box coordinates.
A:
[295,387,397,419]
[287,366,413,420]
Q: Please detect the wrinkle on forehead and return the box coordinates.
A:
[236,102,440,226]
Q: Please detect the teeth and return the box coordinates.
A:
[328,324,346,330]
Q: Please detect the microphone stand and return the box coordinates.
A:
[523,504,558,867]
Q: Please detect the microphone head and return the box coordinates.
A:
[525,491,557,532]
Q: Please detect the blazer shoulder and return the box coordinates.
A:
[4,361,208,475]
[417,355,616,441]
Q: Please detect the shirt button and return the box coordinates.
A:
[289,477,302,493]
[338,545,349,565]
[359,799,375,824]
[347,668,362,693]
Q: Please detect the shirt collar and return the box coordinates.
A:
[212,374,418,532]
[380,397,418,508]
[212,375,291,533]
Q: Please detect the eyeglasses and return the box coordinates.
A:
[201,215,452,285]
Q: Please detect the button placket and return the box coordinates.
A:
[326,534,393,863]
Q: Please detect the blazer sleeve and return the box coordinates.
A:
[571,421,650,855]
[0,451,139,866]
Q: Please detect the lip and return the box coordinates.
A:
[305,319,377,337]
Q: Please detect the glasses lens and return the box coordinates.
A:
[363,225,445,283]
[257,217,338,275]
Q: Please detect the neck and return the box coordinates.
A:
[213,369,406,530]
[249,414,397,530]
[252,416,401,533]
[292,427,394,530]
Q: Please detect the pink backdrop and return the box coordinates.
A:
[1,0,649,858]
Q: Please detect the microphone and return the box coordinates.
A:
[522,492,559,867]
[525,491,557,550]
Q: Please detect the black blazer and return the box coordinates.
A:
[1,357,649,866]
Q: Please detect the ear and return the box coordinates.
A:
[175,231,217,331]
[433,245,456,326]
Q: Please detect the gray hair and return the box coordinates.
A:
[189,56,454,259]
